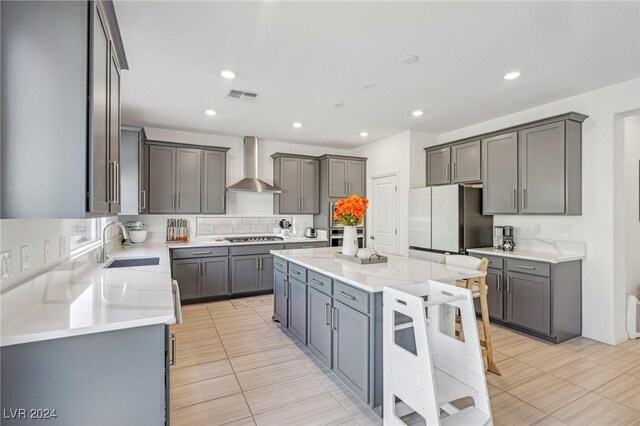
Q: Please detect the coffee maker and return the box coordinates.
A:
[502,226,516,251]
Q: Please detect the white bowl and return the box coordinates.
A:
[129,230,148,244]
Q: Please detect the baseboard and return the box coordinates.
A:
[581,328,630,345]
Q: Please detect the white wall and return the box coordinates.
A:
[434,78,640,344]
[143,127,351,216]
[623,113,640,296]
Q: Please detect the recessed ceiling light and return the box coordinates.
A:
[362,83,377,90]
[205,109,217,116]
[360,132,368,137]
[504,71,521,80]
[292,122,302,128]
[220,69,238,79]
[412,110,424,117]
[401,55,419,65]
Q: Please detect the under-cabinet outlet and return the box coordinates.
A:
[534,224,543,236]
[20,245,30,272]
[0,251,12,280]
[44,240,51,263]
[559,225,572,238]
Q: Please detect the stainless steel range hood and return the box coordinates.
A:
[226,136,281,193]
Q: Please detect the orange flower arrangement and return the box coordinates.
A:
[333,195,369,226]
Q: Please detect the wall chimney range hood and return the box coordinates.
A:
[226,136,281,193]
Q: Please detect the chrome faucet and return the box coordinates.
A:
[99,221,129,263]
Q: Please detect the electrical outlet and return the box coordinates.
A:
[59,236,68,258]
[0,251,12,280]
[559,225,572,238]
[44,240,51,263]
[534,224,543,236]
[20,245,29,272]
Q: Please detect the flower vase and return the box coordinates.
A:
[342,226,359,256]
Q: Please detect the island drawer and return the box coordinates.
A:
[333,281,370,314]
[506,259,550,277]
[285,242,328,249]
[308,271,332,295]
[288,263,307,281]
[469,253,503,269]
[172,247,228,259]
[274,258,288,273]
[230,244,284,256]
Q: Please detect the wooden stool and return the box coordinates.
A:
[441,253,502,376]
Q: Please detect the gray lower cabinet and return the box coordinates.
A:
[506,272,551,334]
[332,300,370,401]
[482,132,518,214]
[451,140,481,183]
[258,254,275,290]
[307,286,333,367]
[201,257,229,297]
[519,121,566,214]
[474,268,504,320]
[202,150,227,214]
[288,277,307,343]
[231,255,260,294]
[274,270,289,325]
[426,146,451,185]
[172,258,201,301]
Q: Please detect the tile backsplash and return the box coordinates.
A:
[196,216,291,236]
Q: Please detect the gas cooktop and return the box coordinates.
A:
[224,235,284,243]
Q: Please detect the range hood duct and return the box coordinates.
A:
[226,136,281,193]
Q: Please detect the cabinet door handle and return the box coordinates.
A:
[275,261,284,268]
[301,196,304,211]
[114,161,120,203]
[260,258,263,270]
[516,264,535,270]
[172,194,176,211]
[339,291,356,300]
[291,269,300,276]
[325,303,331,325]
[513,189,517,210]
[310,278,324,286]
[178,193,181,210]
[169,333,176,366]
[202,262,206,276]
[348,181,351,194]
[256,259,260,270]
[140,190,146,210]
[522,188,527,210]
[283,280,288,297]
[497,275,502,291]
[332,307,338,330]
[452,162,456,180]
[507,276,512,293]
[345,181,348,195]
[192,251,212,255]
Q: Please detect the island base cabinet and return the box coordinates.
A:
[0,325,168,425]
[288,278,307,343]
[273,270,288,325]
[332,301,370,402]
[307,287,333,368]
[506,272,551,334]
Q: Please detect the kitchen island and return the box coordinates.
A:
[270,246,484,412]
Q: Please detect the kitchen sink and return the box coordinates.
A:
[104,257,160,268]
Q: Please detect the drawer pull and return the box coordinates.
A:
[339,291,356,300]
[311,278,324,286]
[516,265,535,270]
[192,251,212,255]
[275,261,284,268]
[291,270,301,275]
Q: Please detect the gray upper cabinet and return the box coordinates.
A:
[149,145,176,213]
[451,140,481,183]
[328,158,349,198]
[347,160,366,197]
[108,51,121,213]
[482,132,518,214]
[175,148,202,214]
[272,154,320,214]
[139,131,150,213]
[519,122,566,214]
[426,146,451,185]
[202,150,227,214]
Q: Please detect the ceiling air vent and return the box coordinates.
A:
[225,89,259,103]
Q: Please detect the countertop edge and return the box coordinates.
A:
[466,247,585,264]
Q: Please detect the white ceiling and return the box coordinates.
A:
[115,1,640,147]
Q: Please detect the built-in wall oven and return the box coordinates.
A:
[329,228,365,248]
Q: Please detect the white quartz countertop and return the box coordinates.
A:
[271,247,484,293]
[167,235,328,249]
[0,243,176,347]
[466,247,584,264]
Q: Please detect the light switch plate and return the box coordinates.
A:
[59,236,68,257]
[20,245,29,272]
[44,240,51,263]
[0,251,12,280]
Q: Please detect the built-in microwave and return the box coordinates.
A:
[329,201,365,229]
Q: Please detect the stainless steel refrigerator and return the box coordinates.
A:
[409,185,493,260]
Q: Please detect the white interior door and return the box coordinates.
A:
[370,174,398,254]
[431,184,460,252]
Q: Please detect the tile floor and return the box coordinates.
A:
[170,295,640,426]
